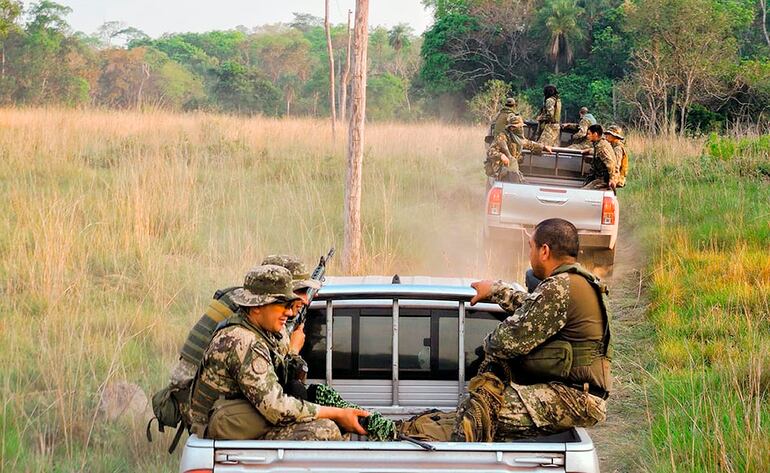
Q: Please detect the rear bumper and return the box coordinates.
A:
[485,223,615,250]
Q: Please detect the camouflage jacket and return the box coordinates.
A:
[536,97,562,124]
[191,314,319,427]
[482,272,572,360]
[572,113,596,141]
[590,138,618,185]
[611,141,628,186]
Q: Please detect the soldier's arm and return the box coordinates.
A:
[486,280,528,313]
[573,118,588,140]
[483,276,569,360]
[495,133,513,159]
[238,344,319,426]
[542,98,556,122]
[599,142,619,184]
[521,138,545,155]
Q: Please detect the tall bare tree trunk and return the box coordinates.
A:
[761,0,770,48]
[343,0,369,274]
[137,63,150,109]
[324,0,337,139]
[340,10,352,122]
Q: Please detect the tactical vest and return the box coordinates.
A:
[189,315,290,432]
[179,287,241,366]
[514,264,612,394]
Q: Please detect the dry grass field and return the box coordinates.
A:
[0,108,767,472]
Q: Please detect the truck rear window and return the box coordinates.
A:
[301,306,504,381]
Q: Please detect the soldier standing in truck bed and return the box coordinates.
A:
[535,85,562,147]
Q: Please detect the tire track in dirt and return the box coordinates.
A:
[587,225,655,472]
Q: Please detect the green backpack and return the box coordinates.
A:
[146,287,241,453]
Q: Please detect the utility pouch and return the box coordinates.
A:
[516,339,573,382]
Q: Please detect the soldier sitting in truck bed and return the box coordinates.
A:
[454,218,612,442]
[485,114,552,185]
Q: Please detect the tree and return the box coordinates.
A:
[388,23,412,52]
[622,0,736,134]
[468,79,510,123]
[324,0,336,138]
[340,9,352,121]
[344,0,369,273]
[536,0,585,74]
[0,0,21,79]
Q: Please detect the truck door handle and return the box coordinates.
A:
[512,456,565,466]
[215,453,268,464]
[536,196,568,204]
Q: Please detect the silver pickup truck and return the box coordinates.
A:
[484,146,619,275]
[179,276,601,473]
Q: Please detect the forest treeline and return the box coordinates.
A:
[2,0,770,133]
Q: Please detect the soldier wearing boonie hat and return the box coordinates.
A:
[188,264,369,441]
[603,125,628,187]
[229,264,300,307]
[484,113,553,185]
[261,255,321,292]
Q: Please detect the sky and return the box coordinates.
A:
[50,1,435,38]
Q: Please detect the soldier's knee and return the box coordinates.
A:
[311,418,343,440]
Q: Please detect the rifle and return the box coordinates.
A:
[286,247,335,334]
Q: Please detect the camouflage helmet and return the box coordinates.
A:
[604,124,625,141]
[504,97,516,107]
[506,113,525,128]
[261,254,321,291]
[579,106,589,114]
[229,265,300,307]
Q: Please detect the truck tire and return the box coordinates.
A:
[580,247,615,278]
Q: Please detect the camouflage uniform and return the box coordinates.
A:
[454,264,611,441]
[485,114,546,183]
[583,138,618,189]
[605,125,628,188]
[189,265,342,441]
[536,96,562,147]
[569,112,596,150]
[168,255,318,424]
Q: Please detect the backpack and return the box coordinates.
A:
[146,287,241,453]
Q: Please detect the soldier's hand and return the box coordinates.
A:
[501,156,511,166]
[582,148,591,155]
[337,408,370,435]
[289,324,305,355]
[470,280,495,306]
[544,146,553,153]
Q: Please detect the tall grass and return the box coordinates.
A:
[0,108,492,472]
[0,108,767,472]
[624,133,770,472]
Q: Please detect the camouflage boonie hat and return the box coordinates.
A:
[261,254,321,291]
[504,97,516,107]
[579,106,589,114]
[605,124,625,140]
[506,113,524,128]
[229,264,300,307]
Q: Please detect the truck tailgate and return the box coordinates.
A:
[211,440,570,473]
[499,183,604,231]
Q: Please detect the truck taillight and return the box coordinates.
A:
[601,196,616,225]
[487,187,502,215]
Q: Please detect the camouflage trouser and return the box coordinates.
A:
[206,399,342,441]
[538,124,561,147]
[453,377,607,441]
[484,148,525,183]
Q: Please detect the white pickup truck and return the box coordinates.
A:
[179,277,601,473]
[484,143,619,275]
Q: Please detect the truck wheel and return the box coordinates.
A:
[581,248,615,278]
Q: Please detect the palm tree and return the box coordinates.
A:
[539,0,584,74]
[388,23,413,53]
